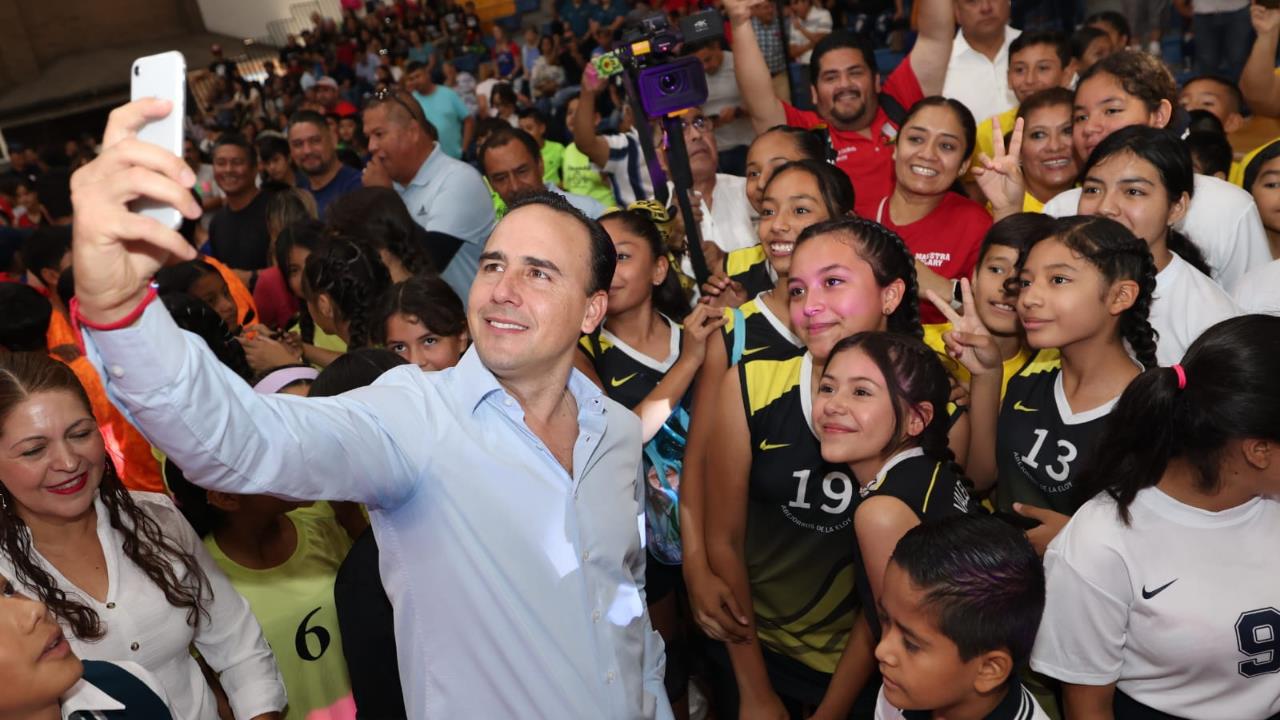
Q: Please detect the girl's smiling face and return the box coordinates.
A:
[788,234,902,362]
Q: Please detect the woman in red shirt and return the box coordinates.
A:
[873,96,992,324]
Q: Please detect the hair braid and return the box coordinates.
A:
[303,235,393,349]
[1120,247,1160,370]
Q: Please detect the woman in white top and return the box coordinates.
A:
[1031,314,1280,720]
[1075,125,1238,366]
[0,353,285,720]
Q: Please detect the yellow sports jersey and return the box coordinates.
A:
[1023,191,1046,213]
[1231,137,1280,188]
[922,322,1051,400]
[739,353,857,673]
[287,321,348,355]
[720,293,804,366]
[972,106,1021,173]
[205,510,355,719]
[723,245,776,300]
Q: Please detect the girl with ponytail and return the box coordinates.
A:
[1077,125,1239,366]
[933,215,1158,554]
[302,234,393,350]
[1032,315,1280,720]
[814,332,972,637]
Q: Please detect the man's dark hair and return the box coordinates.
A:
[405,60,427,74]
[1009,30,1071,68]
[504,192,615,295]
[1181,74,1245,115]
[890,514,1046,667]
[1085,10,1131,43]
[683,37,724,55]
[1185,130,1233,179]
[288,109,330,132]
[212,133,257,165]
[0,282,53,351]
[517,107,550,127]
[256,135,290,163]
[365,90,438,140]
[20,226,72,280]
[479,126,542,171]
[1186,108,1226,135]
[809,31,879,88]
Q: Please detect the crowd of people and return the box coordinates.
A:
[1,0,1280,718]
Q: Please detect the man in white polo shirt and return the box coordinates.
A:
[942,0,1021,123]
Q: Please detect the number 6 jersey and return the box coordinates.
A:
[996,350,1120,514]
[1032,489,1280,720]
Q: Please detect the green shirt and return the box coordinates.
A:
[562,142,618,211]
[205,507,354,718]
[541,140,566,186]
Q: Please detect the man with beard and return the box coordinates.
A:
[727,0,955,218]
[288,111,363,216]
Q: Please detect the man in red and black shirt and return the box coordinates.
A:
[726,0,956,219]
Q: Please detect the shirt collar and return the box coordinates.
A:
[61,678,126,718]
[401,143,443,190]
[903,675,1031,720]
[953,25,1017,60]
[454,343,607,417]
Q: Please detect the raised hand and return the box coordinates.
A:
[723,0,766,25]
[699,271,748,309]
[925,279,1004,377]
[972,115,1026,216]
[679,303,729,365]
[1252,2,1280,35]
[71,99,202,325]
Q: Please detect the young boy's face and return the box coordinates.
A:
[875,563,1005,714]
[970,244,1021,337]
[1178,79,1243,131]
[1007,43,1070,104]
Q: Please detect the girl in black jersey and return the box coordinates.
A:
[684,160,856,648]
[699,125,829,308]
[931,215,1158,554]
[573,209,725,717]
[704,217,922,719]
[815,332,971,632]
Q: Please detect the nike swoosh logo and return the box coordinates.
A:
[758,440,790,451]
[742,347,768,356]
[1014,401,1037,412]
[1141,579,1178,600]
[610,373,637,388]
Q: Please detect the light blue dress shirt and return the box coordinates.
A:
[84,304,673,720]
[395,144,497,301]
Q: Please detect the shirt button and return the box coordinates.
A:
[105,602,116,609]
[592,610,601,622]
[606,671,615,683]
[503,398,513,407]
[109,365,125,378]
[130,642,140,651]
[582,550,590,561]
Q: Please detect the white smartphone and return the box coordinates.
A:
[129,51,187,229]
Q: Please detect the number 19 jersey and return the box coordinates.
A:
[739,352,857,674]
[996,351,1118,515]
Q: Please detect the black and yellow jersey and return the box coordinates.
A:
[854,448,971,638]
[995,350,1118,515]
[738,352,857,674]
[723,244,776,300]
[579,318,687,565]
[720,293,804,367]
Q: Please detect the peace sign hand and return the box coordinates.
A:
[925,279,1004,377]
[972,115,1026,215]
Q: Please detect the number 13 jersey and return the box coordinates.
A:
[996,351,1119,515]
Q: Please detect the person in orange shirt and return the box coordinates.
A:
[0,282,166,493]
[18,227,77,355]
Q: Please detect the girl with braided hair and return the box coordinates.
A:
[1076,125,1239,367]
[0,353,284,720]
[931,214,1159,556]
[302,234,393,350]
[814,331,972,640]
[702,217,936,718]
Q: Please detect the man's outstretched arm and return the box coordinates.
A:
[74,100,420,508]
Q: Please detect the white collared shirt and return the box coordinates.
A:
[83,303,673,720]
[942,25,1022,124]
[666,173,759,253]
[0,494,286,720]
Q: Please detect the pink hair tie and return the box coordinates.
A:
[1172,363,1187,390]
[253,366,319,395]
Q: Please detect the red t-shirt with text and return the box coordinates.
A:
[875,192,992,324]
[782,56,924,219]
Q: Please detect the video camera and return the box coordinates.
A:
[592,9,724,118]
